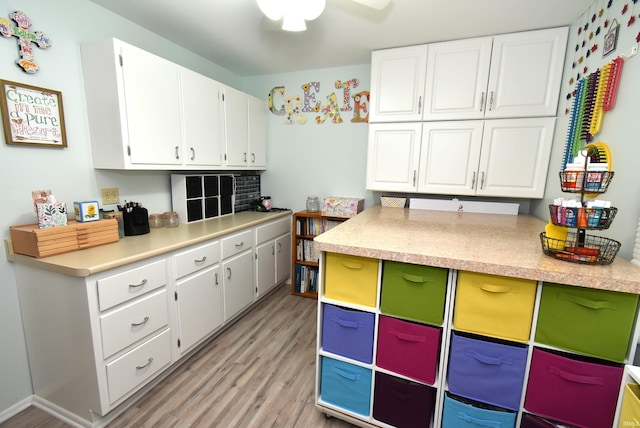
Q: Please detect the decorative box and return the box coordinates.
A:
[74,201,100,222]
[321,197,364,218]
[380,196,406,208]
[36,202,68,228]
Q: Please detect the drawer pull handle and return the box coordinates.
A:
[136,357,154,370]
[129,279,148,289]
[131,316,149,327]
[401,273,431,284]
[390,328,425,343]
[235,242,244,248]
[479,283,513,294]
[332,318,362,329]
[330,366,359,381]
[457,411,501,428]
[466,350,512,366]
[548,366,604,385]
[341,261,362,270]
[194,256,207,264]
[558,292,616,310]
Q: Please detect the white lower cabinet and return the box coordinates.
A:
[255,216,292,298]
[12,214,291,427]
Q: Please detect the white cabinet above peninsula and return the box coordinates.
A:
[81,38,265,171]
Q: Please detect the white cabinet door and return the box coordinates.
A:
[175,266,223,354]
[423,37,493,120]
[222,86,249,167]
[476,117,555,198]
[369,45,428,122]
[248,95,267,169]
[418,121,484,195]
[275,234,291,285]
[366,123,422,192]
[222,251,254,321]
[255,241,276,298]
[181,69,223,167]
[120,44,183,166]
[484,27,568,119]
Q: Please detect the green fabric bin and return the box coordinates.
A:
[380,261,448,326]
[535,282,639,362]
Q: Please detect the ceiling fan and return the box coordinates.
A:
[257,0,392,32]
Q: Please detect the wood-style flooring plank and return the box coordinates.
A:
[0,284,355,428]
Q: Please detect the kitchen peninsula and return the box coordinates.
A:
[314,205,640,427]
[5,210,291,427]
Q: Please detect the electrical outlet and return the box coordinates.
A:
[101,187,120,205]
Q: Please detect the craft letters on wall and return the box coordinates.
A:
[0,11,51,73]
[268,78,370,125]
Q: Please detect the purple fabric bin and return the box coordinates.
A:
[322,304,375,363]
[524,348,623,428]
[448,332,528,410]
[373,371,436,428]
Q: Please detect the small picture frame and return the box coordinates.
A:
[0,80,67,148]
[603,19,620,58]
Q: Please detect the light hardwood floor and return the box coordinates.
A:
[1,284,355,428]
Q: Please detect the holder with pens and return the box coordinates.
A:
[119,201,150,236]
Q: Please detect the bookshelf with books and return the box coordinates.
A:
[291,211,347,298]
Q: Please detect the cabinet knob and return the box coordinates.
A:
[175,146,180,160]
[480,92,485,112]
[480,171,485,189]
[227,267,232,279]
[471,172,476,189]
[488,91,494,111]
[190,147,195,161]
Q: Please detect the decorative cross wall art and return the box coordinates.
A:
[0,11,52,73]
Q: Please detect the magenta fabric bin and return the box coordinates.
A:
[524,348,623,428]
[373,371,436,428]
[376,315,441,385]
[322,304,375,363]
[447,332,528,410]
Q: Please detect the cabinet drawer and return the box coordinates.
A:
[106,328,171,404]
[320,357,372,417]
[174,241,220,279]
[255,217,290,244]
[448,332,528,410]
[100,289,169,358]
[535,282,638,362]
[221,230,252,259]
[454,271,537,343]
[524,348,623,428]
[620,383,640,428]
[97,260,167,311]
[373,371,436,428]
[321,304,375,364]
[324,253,378,308]
[381,261,447,326]
[376,315,440,385]
[442,394,516,428]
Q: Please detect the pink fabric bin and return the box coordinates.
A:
[524,348,623,428]
[376,315,441,385]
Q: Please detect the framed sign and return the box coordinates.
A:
[603,20,620,58]
[0,80,67,147]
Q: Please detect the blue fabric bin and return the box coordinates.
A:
[448,332,528,410]
[442,394,517,428]
[321,303,375,363]
[320,357,372,416]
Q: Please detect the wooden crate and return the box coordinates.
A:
[10,219,119,258]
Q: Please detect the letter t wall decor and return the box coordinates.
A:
[0,11,52,73]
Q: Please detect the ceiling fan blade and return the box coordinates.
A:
[352,0,391,10]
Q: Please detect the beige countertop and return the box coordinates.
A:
[314,206,640,294]
[5,211,291,277]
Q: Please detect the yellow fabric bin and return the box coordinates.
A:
[454,271,537,343]
[324,253,379,307]
[619,383,640,428]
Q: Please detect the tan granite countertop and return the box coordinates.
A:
[314,206,640,294]
[5,211,291,277]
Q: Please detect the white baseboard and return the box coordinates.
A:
[0,396,32,424]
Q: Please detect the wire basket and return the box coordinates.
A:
[559,171,614,193]
[548,205,617,230]
[540,232,621,265]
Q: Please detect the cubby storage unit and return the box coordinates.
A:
[171,174,235,223]
[615,366,640,427]
[291,211,348,298]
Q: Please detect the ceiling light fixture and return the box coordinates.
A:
[257,0,326,32]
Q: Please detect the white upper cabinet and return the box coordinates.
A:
[180,69,223,167]
[222,87,267,169]
[248,95,267,168]
[423,37,493,120]
[369,45,428,122]
[484,27,568,119]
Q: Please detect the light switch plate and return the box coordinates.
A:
[101,187,119,205]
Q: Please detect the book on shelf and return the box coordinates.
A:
[294,264,318,294]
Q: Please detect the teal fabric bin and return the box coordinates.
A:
[535,282,639,362]
[442,393,517,428]
[380,261,448,326]
[320,357,372,416]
